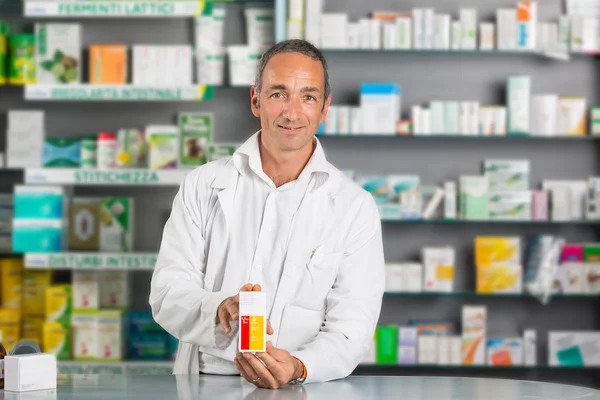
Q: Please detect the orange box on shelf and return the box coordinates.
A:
[89,45,128,84]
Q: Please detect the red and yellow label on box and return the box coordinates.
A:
[240,315,265,351]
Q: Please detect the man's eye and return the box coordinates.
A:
[271,93,283,98]
[305,95,316,101]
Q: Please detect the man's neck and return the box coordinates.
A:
[259,136,315,188]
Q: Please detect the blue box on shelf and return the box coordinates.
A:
[14,185,66,219]
[129,333,169,361]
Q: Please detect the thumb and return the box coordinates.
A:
[267,320,274,335]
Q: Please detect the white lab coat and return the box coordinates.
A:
[149,143,385,383]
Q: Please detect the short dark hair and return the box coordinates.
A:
[254,39,331,105]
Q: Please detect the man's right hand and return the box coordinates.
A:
[217,283,273,334]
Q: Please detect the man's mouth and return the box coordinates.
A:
[278,125,302,132]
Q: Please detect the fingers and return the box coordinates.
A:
[265,341,288,361]
[217,298,240,334]
[240,283,254,292]
[241,352,280,389]
[252,284,262,291]
[217,304,232,333]
[267,321,274,335]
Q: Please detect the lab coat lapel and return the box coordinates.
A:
[210,160,239,229]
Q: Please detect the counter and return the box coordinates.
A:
[1,375,599,399]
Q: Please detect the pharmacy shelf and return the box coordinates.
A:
[381,218,600,225]
[317,134,600,140]
[25,168,189,186]
[57,361,173,375]
[384,291,599,299]
[21,0,272,15]
[25,252,157,270]
[24,84,215,101]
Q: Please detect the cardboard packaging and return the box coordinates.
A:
[462,306,486,365]
[89,44,127,84]
[35,23,81,84]
[72,271,99,311]
[147,125,179,170]
[239,291,267,352]
[99,198,134,252]
[69,198,100,251]
[422,247,455,292]
[178,113,213,167]
[4,354,57,392]
[1,258,23,310]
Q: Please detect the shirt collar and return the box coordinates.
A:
[232,131,330,181]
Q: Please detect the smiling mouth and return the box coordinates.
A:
[278,125,303,132]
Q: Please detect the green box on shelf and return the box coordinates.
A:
[583,244,600,261]
[375,325,398,365]
[591,106,600,136]
[43,138,81,167]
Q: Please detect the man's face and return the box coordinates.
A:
[251,52,331,155]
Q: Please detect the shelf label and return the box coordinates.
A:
[57,362,173,375]
[25,85,214,101]
[27,254,157,270]
[74,170,160,184]
[25,1,211,17]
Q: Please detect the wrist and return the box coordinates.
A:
[292,357,306,382]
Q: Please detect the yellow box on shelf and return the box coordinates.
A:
[46,285,72,326]
[0,308,22,353]
[475,237,523,294]
[23,270,53,317]
[1,257,24,310]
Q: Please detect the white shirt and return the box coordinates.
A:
[150,131,385,383]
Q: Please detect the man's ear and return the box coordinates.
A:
[250,86,260,117]
[319,95,332,124]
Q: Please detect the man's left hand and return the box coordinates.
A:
[234,341,304,389]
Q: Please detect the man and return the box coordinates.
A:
[149,39,385,389]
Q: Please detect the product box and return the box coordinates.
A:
[516,2,537,50]
[479,22,495,50]
[586,177,600,219]
[99,197,134,252]
[43,138,81,167]
[12,219,64,253]
[388,175,421,220]
[239,291,266,352]
[100,271,129,309]
[357,175,391,206]
[89,44,127,84]
[96,310,124,361]
[444,181,457,219]
[507,75,531,135]
[42,321,71,360]
[437,336,452,365]
[0,308,22,353]
[488,191,532,221]
[418,335,438,365]
[451,21,461,50]
[583,244,600,294]
[532,190,548,221]
[375,325,398,364]
[35,23,81,84]
[72,271,99,311]
[45,285,71,326]
[462,306,486,365]
[421,247,454,292]
[591,107,600,136]
[178,113,213,167]
[360,83,401,135]
[410,320,457,336]
[475,236,522,294]
[14,185,66,219]
[549,331,600,366]
[484,159,530,191]
[542,180,587,221]
[531,95,558,136]
[1,257,23,310]
[22,316,44,345]
[129,333,168,361]
[147,125,178,169]
[523,235,564,295]
[524,329,537,366]
[497,9,517,50]
[22,270,52,318]
[4,354,57,392]
[557,244,585,294]
[69,198,100,251]
[460,176,489,220]
[207,143,238,162]
[397,18,412,49]
[487,338,523,366]
[72,313,97,361]
[127,310,164,334]
[558,97,587,136]
[459,8,477,49]
[116,129,147,168]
